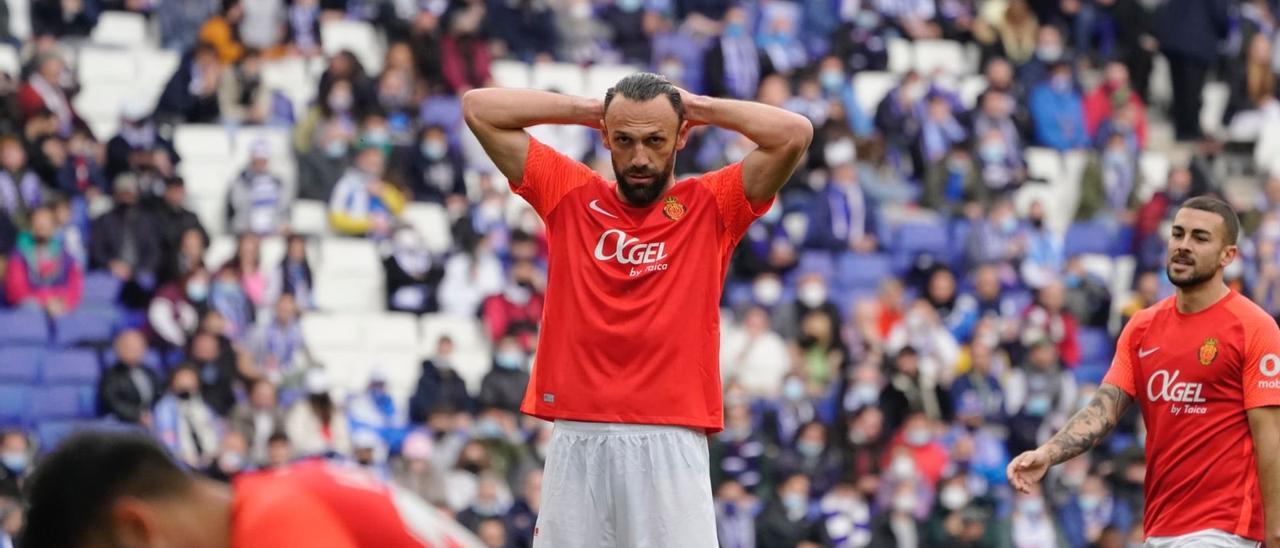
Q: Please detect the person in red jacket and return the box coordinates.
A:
[4,205,81,316]
[1083,60,1148,148]
[15,54,81,136]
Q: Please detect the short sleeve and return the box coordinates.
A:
[513,137,596,220]
[699,161,774,242]
[1102,314,1141,397]
[1242,313,1280,409]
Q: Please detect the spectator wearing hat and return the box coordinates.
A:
[348,368,410,454]
[153,364,223,469]
[227,140,291,236]
[105,98,181,182]
[4,205,81,316]
[392,430,447,505]
[285,368,351,458]
[229,379,286,466]
[329,144,405,238]
[89,173,163,303]
[97,330,162,425]
[409,337,475,422]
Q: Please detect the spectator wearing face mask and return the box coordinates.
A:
[148,267,208,350]
[5,205,81,315]
[996,485,1066,546]
[98,330,163,426]
[756,473,830,547]
[227,141,290,236]
[298,121,352,201]
[1084,61,1148,147]
[106,100,181,183]
[805,137,880,254]
[506,468,542,547]
[229,379,286,466]
[0,431,30,496]
[329,145,405,238]
[384,228,443,315]
[478,335,531,414]
[457,472,514,535]
[90,173,164,307]
[710,391,771,494]
[154,364,223,468]
[775,421,846,496]
[409,337,476,421]
[1005,339,1077,454]
[704,6,775,100]
[1057,474,1133,548]
[285,368,351,458]
[1019,279,1081,367]
[205,430,250,483]
[924,475,996,546]
[402,125,466,204]
[720,305,790,399]
[714,479,759,548]
[1029,61,1087,151]
[249,293,309,383]
[481,260,544,352]
[1079,132,1140,222]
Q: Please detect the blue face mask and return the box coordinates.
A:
[187,280,209,302]
[324,141,348,159]
[819,70,845,91]
[616,0,643,12]
[421,141,447,160]
[724,23,746,38]
[856,10,881,29]
[495,351,524,370]
[2,452,28,474]
[797,441,823,458]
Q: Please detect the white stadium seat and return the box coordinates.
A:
[1024,147,1062,185]
[887,37,913,74]
[1200,82,1229,138]
[529,62,584,97]
[134,49,180,92]
[852,71,897,116]
[174,125,234,162]
[584,63,639,99]
[6,0,30,41]
[260,235,286,269]
[490,60,531,89]
[420,314,486,355]
[317,237,381,277]
[302,313,364,351]
[0,44,19,77]
[451,347,492,395]
[401,203,453,255]
[313,273,384,313]
[959,74,987,110]
[90,11,150,48]
[912,40,969,75]
[72,82,134,131]
[321,20,384,74]
[359,312,421,353]
[77,47,137,86]
[290,200,330,236]
[203,235,237,271]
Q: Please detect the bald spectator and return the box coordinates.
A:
[97,330,162,425]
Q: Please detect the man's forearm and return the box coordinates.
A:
[1041,384,1133,465]
[684,95,812,151]
[461,88,601,131]
[1247,408,1280,547]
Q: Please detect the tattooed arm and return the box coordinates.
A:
[1007,383,1134,493]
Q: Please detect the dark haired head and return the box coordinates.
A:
[1179,195,1240,245]
[22,430,193,548]
[1167,195,1240,288]
[601,73,689,206]
[603,72,684,125]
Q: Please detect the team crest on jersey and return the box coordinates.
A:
[662,196,686,221]
[1199,338,1219,366]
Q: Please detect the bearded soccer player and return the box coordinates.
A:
[20,431,483,548]
[461,73,812,546]
[1007,196,1280,547]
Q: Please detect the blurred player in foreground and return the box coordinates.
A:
[1008,196,1280,547]
[462,73,811,547]
[20,430,483,548]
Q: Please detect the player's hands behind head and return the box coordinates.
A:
[1006,448,1051,494]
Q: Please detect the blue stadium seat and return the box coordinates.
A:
[835,253,894,291]
[36,420,81,452]
[1077,327,1114,365]
[30,385,96,421]
[1075,363,1109,385]
[948,218,973,267]
[894,221,951,256]
[0,309,49,345]
[0,347,41,383]
[795,251,836,281]
[101,348,166,373]
[43,349,101,385]
[53,308,119,346]
[0,384,30,426]
[1065,221,1117,257]
[81,272,122,307]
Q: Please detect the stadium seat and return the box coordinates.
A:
[0,347,41,383]
[912,40,969,75]
[73,82,135,135]
[301,313,364,351]
[887,37,913,74]
[529,62,585,96]
[321,20,384,74]
[76,46,137,86]
[82,272,122,307]
[894,221,950,257]
[852,71,897,117]
[359,312,420,353]
[314,274,384,313]
[43,350,101,385]
[30,385,95,421]
[1077,327,1114,365]
[203,235,238,271]
[490,59,531,88]
[174,125,234,162]
[585,63,640,99]
[135,49,181,91]
[1200,82,1230,138]
[402,203,454,254]
[0,43,18,77]
[36,420,82,452]
[290,200,330,236]
[1064,221,1117,257]
[317,237,381,277]
[0,309,49,345]
[90,11,150,48]
[794,250,836,281]
[53,309,118,346]
[0,385,28,426]
[450,347,492,395]
[1138,152,1171,200]
[1024,147,1061,184]
[261,235,287,269]
[835,253,893,291]
[261,57,315,116]
[958,74,987,110]
[420,314,486,356]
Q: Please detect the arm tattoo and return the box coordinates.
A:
[1043,384,1134,465]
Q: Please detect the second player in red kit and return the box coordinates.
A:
[1008,197,1280,547]
[463,73,812,547]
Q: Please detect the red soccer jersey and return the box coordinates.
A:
[1102,291,1280,541]
[231,460,480,548]
[513,137,771,432]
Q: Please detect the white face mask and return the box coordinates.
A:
[940,486,969,510]
[754,278,783,306]
[893,494,917,514]
[890,455,916,480]
[798,284,827,307]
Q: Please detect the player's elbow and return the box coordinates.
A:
[461,89,490,128]
[783,114,815,153]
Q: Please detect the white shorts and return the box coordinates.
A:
[532,420,717,548]
[1145,529,1261,548]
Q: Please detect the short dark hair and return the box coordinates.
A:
[1179,195,1240,245]
[22,430,192,548]
[603,72,684,124]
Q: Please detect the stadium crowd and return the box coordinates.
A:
[1,0,1280,546]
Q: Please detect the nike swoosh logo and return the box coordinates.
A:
[589,199,619,219]
[1138,347,1160,358]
